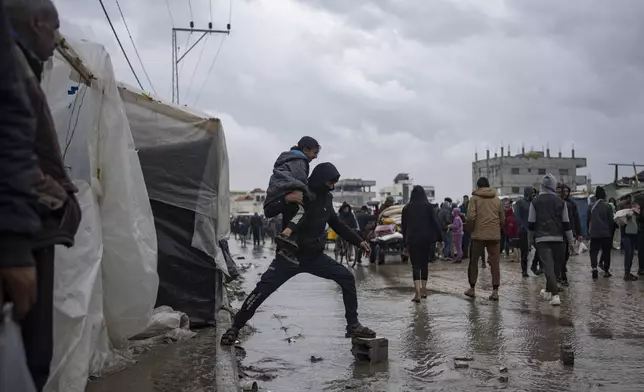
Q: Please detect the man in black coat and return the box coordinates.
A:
[220,163,376,345]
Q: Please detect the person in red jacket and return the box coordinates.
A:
[504,203,520,262]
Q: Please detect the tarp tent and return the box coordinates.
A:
[118,84,233,326]
[41,38,159,392]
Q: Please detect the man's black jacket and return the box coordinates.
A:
[0,1,42,268]
[265,162,363,257]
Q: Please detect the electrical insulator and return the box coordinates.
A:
[227,23,231,30]
[190,21,194,28]
[209,22,212,29]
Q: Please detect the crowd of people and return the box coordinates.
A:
[402,175,644,306]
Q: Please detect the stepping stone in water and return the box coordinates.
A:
[351,337,389,364]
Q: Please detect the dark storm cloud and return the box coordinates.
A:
[54,0,644,199]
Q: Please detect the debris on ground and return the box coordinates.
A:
[499,366,508,373]
[454,356,474,361]
[454,361,470,369]
[310,356,323,363]
[499,375,509,383]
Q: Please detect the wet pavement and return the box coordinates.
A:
[86,327,217,392]
[232,241,644,392]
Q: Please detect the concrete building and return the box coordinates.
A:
[472,146,587,196]
[230,188,266,216]
[332,178,376,206]
[378,174,436,204]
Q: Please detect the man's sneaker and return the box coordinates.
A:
[346,323,376,338]
[464,288,476,298]
[522,271,530,278]
[561,279,569,287]
[549,295,561,306]
[592,269,599,280]
[603,271,612,278]
[624,274,639,281]
[540,289,552,301]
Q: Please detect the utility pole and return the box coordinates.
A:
[172,21,230,105]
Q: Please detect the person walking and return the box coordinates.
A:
[528,174,574,306]
[588,186,615,279]
[250,213,263,247]
[220,163,375,345]
[514,187,534,277]
[437,199,453,260]
[451,207,464,263]
[460,196,471,259]
[464,177,504,301]
[559,184,582,285]
[401,186,442,302]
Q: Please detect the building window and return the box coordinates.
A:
[559,169,569,176]
[538,168,546,175]
[511,168,520,175]
[512,187,520,194]
[528,168,532,173]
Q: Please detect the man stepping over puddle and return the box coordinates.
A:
[221,162,376,345]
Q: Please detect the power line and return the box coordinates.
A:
[114,0,158,95]
[193,35,227,107]
[164,0,175,26]
[188,0,194,21]
[97,0,144,90]
[183,35,209,103]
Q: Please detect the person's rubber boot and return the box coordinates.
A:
[421,280,428,299]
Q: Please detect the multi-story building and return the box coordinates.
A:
[230,188,266,216]
[332,178,376,206]
[379,173,436,204]
[471,147,587,196]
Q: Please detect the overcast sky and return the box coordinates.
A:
[55,0,644,200]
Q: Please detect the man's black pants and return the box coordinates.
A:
[252,228,261,247]
[232,252,359,330]
[21,246,54,392]
[590,237,613,270]
[519,228,530,273]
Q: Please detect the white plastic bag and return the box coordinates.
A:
[576,241,588,254]
[0,305,37,392]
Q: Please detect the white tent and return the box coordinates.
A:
[41,37,159,392]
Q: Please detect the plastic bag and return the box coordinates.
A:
[576,241,588,254]
[0,304,37,392]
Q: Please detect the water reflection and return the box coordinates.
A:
[466,302,504,356]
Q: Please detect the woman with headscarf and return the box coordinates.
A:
[401,185,442,302]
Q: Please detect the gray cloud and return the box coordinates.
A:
[54,0,644,199]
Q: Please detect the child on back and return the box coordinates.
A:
[264,136,321,264]
[451,208,464,262]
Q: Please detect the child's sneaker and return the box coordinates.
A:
[275,232,298,252]
[277,249,299,265]
[549,295,561,306]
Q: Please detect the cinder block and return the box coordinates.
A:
[351,337,389,364]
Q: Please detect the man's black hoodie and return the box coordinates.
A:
[561,184,582,237]
[513,187,532,231]
[265,162,362,257]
